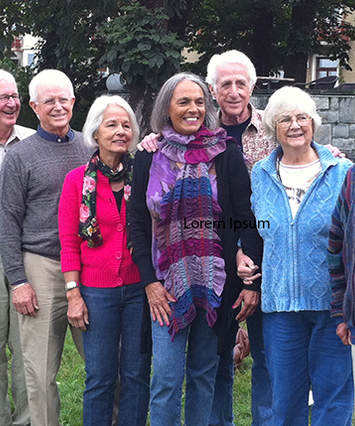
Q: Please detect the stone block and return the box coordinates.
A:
[319,109,338,123]
[332,138,355,161]
[314,124,331,145]
[314,96,329,110]
[332,124,349,138]
[330,97,339,111]
[339,97,355,123]
[332,138,353,151]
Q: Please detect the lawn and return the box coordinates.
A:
[8,331,355,425]
[57,332,253,425]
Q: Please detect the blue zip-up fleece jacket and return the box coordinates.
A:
[251,142,352,313]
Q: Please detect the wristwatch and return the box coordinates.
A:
[65,281,79,291]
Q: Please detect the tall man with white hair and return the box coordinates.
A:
[206,51,345,426]
[205,50,274,426]
[0,69,34,426]
[0,69,91,426]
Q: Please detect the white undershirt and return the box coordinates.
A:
[278,159,321,218]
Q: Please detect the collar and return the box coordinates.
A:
[248,103,264,133]
[218,103,263,132]
[1,127,19,148]
[1,125,34,148]
[37,125,74,143]
[260,141,338,178]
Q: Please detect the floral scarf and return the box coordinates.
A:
[147,125,230,338]
[79,149,133,247]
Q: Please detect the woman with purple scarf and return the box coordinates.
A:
[129,72,262,425]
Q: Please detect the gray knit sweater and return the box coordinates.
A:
[0,130,92,284]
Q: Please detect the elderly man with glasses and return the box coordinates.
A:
[0,69,34,426]
[0,69,92,426]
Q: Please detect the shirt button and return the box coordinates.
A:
[117,224,123,232]
[57,137,62,143]
[117,277,123,285]
[116,252,122,259]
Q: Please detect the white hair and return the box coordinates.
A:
[206,50,257,90]
[83,95,140,151]
[29,69,74,102]
[0,69,17,89]
[263,86,322,140]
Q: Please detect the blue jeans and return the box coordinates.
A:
[81,283,151,426]
[150,308,220,426]
[263,311,354,426]
[209,306,272,426]
[247,306,272,426]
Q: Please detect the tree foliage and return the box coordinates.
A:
[100,2,184,132]
[186,0,355,82]
[1,0,355,130]
[0,0,186,131]
[0,0,120,128]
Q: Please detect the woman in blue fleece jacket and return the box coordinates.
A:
[245,86,353,425]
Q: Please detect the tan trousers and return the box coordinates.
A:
[0,262,30,426]
[19,252,83,426]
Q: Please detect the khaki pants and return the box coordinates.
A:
[0,262,30,426]
[19,252,83,426]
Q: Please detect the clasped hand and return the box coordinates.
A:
[145,281,176,326]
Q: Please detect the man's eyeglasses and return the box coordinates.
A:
[0,94,20,103]
[38,98,71,107]
[276,114,312,129]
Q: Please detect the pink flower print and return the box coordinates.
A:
[124,185,131,201]
[80,204,90,222]
[83,176,95,193]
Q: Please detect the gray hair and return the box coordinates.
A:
[263,86,322,140]
[206,50,257,90]
[0,70,17,89]
[29,69,74,102]
[150,72,219,133]
[83,95,139,151]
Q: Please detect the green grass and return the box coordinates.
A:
[57,332,253,425]
[58,333,86,426]
[8,332,355,425]
[233,356,253,425]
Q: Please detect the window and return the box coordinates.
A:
[316,58,338,78]
[27,53,35,66]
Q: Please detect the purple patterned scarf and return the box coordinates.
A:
[147,125,230,338]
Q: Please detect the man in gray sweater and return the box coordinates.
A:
[0,69,91,426]
[0,69,34,426]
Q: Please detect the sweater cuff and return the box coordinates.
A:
[135,255,157,287]
[6,268,27,287]
[242,279,261,292]
[61,252,81,273]
[11,279,28,286]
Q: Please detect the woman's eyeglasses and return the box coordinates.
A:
[276,114,312,129]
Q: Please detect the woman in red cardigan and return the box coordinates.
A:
[58,95,150,426]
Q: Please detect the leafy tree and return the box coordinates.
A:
[0,0,186,131]
[100,1,185,133]
[0,0,120,129]
[2,0,355,133]
[186,0,355,82]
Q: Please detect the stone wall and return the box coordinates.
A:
[251,93,355,161]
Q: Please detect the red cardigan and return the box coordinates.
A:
[58,165,140,287]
